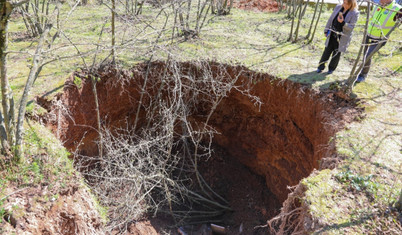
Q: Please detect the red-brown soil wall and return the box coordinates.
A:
[42,61,358,202]
[209,76,356,201]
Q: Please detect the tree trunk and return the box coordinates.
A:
[0,0,15,151]
[91,77,103,159]
[0,109,9,154]
[308,0,324,44]
[306,0,320,40]
[346,1,371,88]
[288,0,296,41]
[287,0,292,17]
[301,0,309,17]
[293,0,303,42]
[229,0,234,14]
[111,0,116,63]
[15,25,51,158]
[186,0,191,30]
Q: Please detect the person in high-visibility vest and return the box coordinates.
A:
[356,0,402,82]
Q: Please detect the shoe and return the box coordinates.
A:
[327,69,334,74]
[316,68,322,73]
[356,75,366,83]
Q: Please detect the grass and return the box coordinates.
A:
[1,122,73,186]
[4,2,402,234]
[0,121,108,231]
[8,4,401,98]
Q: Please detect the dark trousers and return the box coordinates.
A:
[358,36,386,78]
[318,35,341,71]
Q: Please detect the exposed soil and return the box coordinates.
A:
[0,179,104,235]
[40,61,361,234]
[234,0,280,12]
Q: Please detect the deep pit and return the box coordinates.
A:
[40,61,359,234]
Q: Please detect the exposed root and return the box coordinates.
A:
[267,183,308,234]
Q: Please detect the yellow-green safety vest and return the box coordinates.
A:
[367,1,401,39]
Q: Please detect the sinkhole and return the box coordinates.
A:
[40,61,359,234]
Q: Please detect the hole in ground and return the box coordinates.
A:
[41,61,360,234]
[197,145,281,234]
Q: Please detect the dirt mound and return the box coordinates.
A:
[234,0,280,12]
[41,61,360,233]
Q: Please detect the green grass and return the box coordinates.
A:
[7,4,401,101]
[1,123,73,186]
[0,199,6,223]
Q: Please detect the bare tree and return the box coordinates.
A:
[306,0,321,41]
[288,0,297,41]
[344,0,371,91]
[287,0,309,42]
[172,0,211,39]
[121,0,144,15]
[211,0,233,15]
[287,0,324,43]
[0,0,26,156]
[17,0,54,37]
[0,0,81,159]
[307,0,324,44]
[0,0,31,157]
[277,0,285,12]
[293,0,303,42]
[15,24,53,157]
[112,0,116,62]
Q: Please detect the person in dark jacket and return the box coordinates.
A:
[317,0,359,74]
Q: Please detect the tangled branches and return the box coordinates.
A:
[73,60,261,233]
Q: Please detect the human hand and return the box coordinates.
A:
[337,13,344,23]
